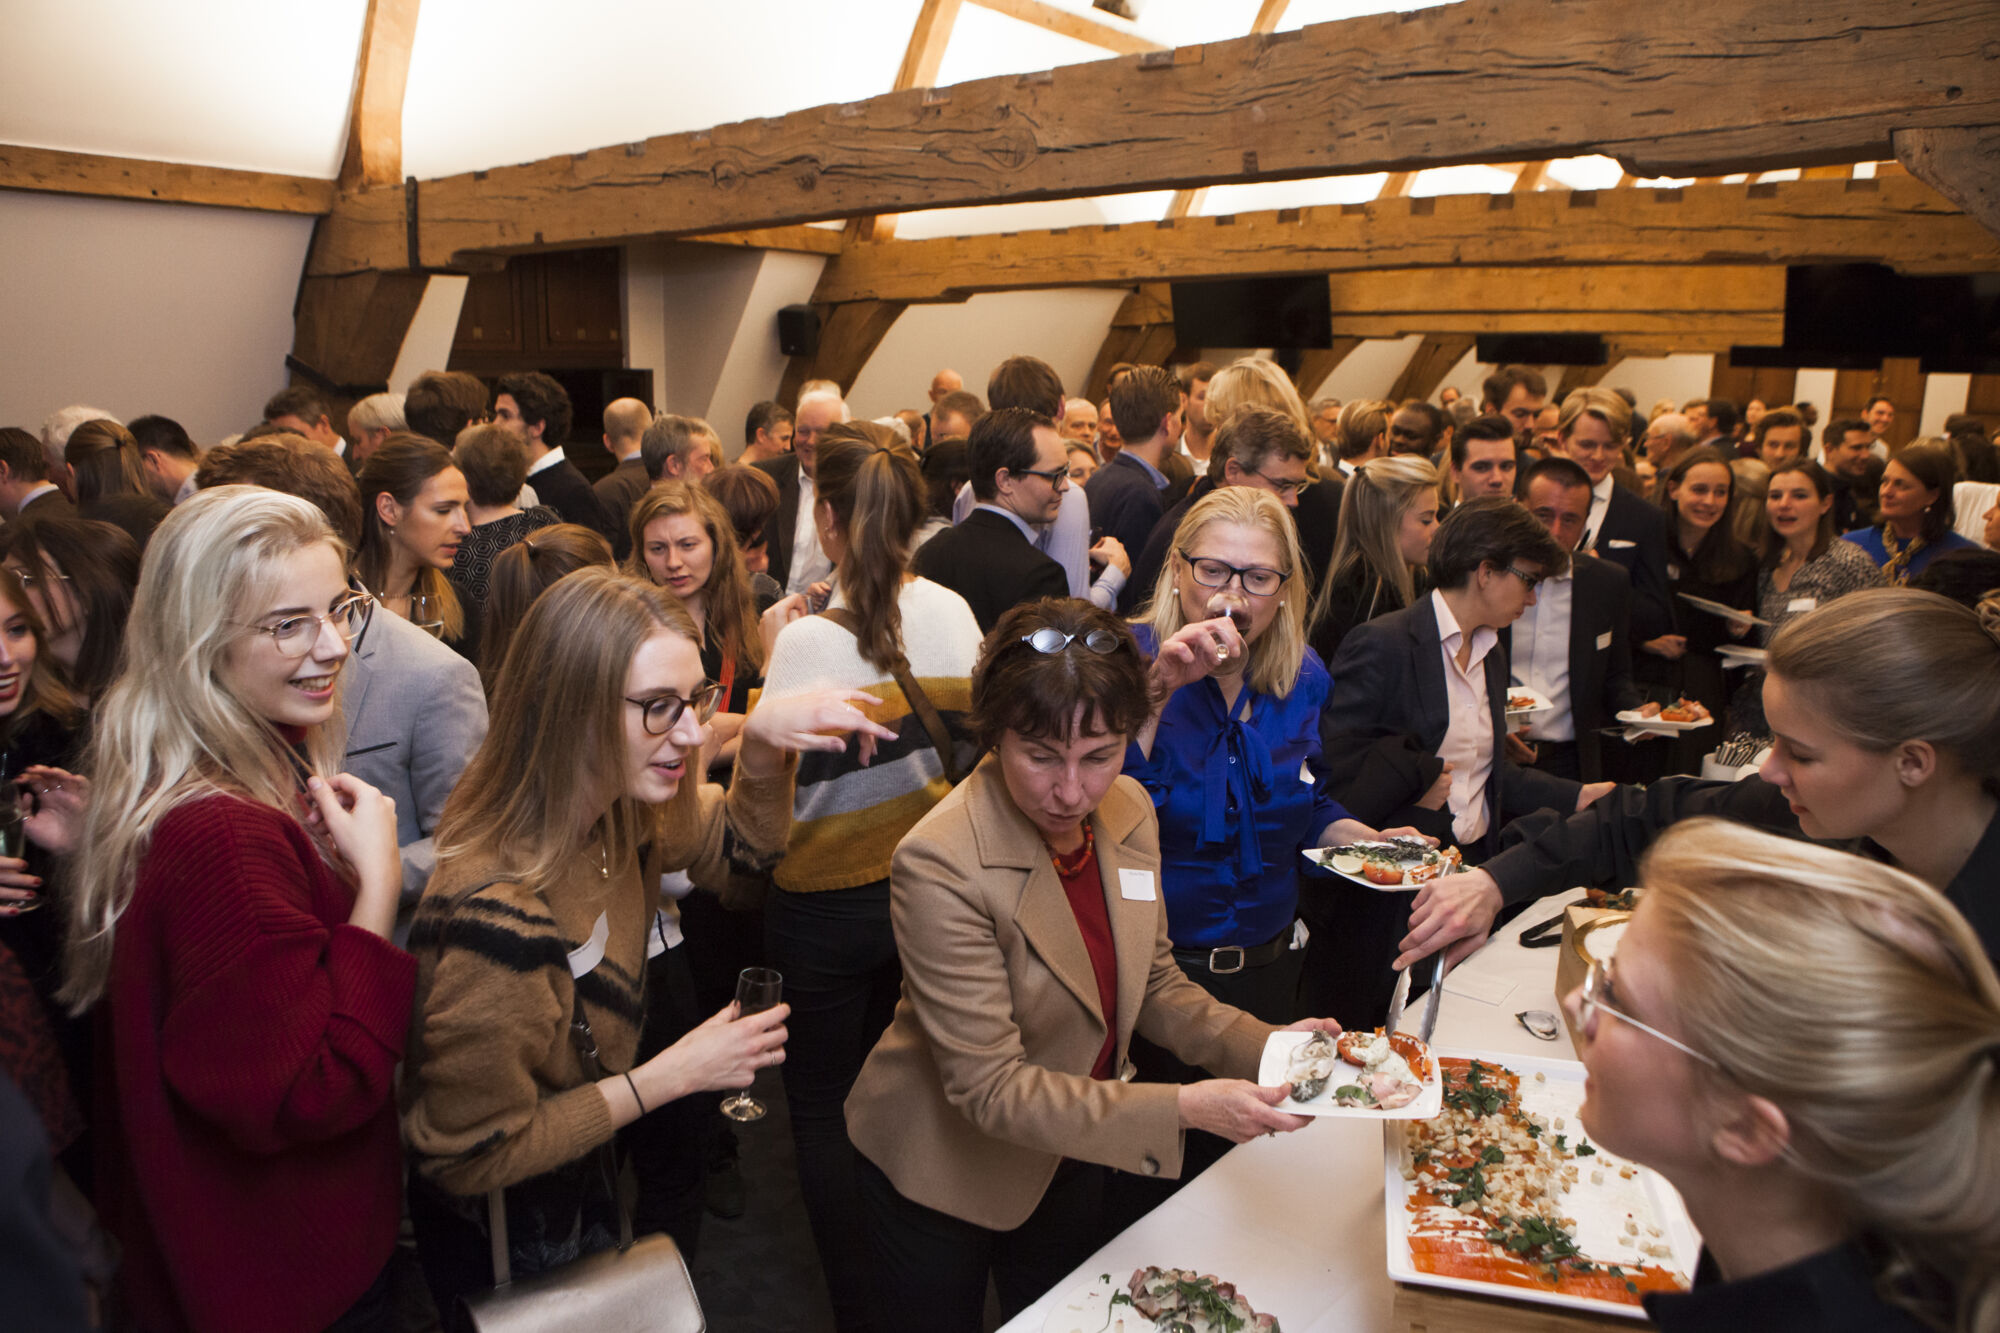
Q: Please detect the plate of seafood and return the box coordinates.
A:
[1614,698,1712,732]
[1043,1267,1281,1333]
[1259,1027,1442,1119]
[1505,688,1552,717]
[1303,837,1465,890]
[1384,1048,1699,1317]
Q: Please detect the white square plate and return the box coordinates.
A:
[1258,1030,1444,1120]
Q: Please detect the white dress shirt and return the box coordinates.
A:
[1581,474,1614,550]
[525,445,567,477]
[1431,590,1499,845]
[787,470,833,595]
[1509,567,1576,742]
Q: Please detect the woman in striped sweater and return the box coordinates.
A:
[399,567,890,1317]
[757,422,984,1333]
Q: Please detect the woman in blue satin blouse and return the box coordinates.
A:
[1126,487,1406,1030]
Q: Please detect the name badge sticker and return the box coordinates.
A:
[1595,631,1613,650]
[1787,597,1817,613]
[1118,868,1157,901]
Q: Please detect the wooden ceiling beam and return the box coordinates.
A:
[306,0,2000,275]
[1895,124,2000,241]
[339,0,421,190]
[966,0,1165,54]
[849,0,966,244]
[682,224,847,254]
[1386,335,1478,404]
[0,142,334,213]
[813,176,1997,304]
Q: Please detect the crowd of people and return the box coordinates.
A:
[0,358,1995,1333]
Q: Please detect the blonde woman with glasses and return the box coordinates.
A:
[1124,486,1413,1186]
[1564,818,1999,1333]
[63,487,410,1332]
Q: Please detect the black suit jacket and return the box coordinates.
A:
[1501,554,1642,783]
[754,454,803,590]
[1325,594,1581,852]
[1082,453,1166,613]
[1588,484,1672,644]
[13,489,75,524]
[1828,459,1884,535]
[912,507,1069,634]
[529,457,620,553]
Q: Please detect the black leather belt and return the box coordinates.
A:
[1173,926,1292,976]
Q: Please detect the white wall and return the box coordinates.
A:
[1601,355,1716,416]
[706,251,828,455]
[847,289,1130,420]
[0,191,315,443]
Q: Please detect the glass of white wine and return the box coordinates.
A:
[407,591,446,639]
[720,967,783,1123]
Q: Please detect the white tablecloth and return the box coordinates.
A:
[999,890,1587,1333]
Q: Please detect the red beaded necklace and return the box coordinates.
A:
[1048,821,1095,877]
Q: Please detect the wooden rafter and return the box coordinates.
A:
[682,225,846,255]
[775,300,910,405]
[0,143,334,214]
[1512,161,1550,192]
[1386,335,1478,404]
[339,0,421,190]
[849,0,965,243]
[306,0,2000,276]
[1249,0,1291,35]
[967,0,1165,54]
[1895,124,2000,241]
[1291,340,1362,401]
[811,177,1996,305]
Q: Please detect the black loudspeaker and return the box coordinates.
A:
[1476,333,1607,366]
[778,305,821,357]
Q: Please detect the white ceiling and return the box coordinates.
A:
[0,0,1695,238]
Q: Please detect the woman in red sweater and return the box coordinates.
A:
[63,486,413,1333]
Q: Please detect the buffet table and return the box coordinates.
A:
[1000,890,1595,1333]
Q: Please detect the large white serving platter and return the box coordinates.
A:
[1382,1046,1702,1320]
[1301,845,1468,892]
[1258,1029,1445,1120]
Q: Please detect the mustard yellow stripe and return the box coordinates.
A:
[774,780,952,892]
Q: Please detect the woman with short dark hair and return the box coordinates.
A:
[848,598,1331,1332]
[445,424,561,653]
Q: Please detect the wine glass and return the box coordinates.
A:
[407,591,446,639]
[0,784,33,914]
[720,967,783,1123]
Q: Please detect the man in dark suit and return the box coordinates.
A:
[0,427,75,524]
[1085,365,1182,612]
[1555,387,1673,647]
[1505,457,1648,783]
[913,408,1070,632]
[756,388,845,597]
[592,397,654,539]
[494,371,619,549]
[1129,407,1324,609]
[1822,416,1886,533]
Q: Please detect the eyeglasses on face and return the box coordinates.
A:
[1178,550,1287,598]
[1578,957,1719,1069]
[238,592,374,658]
[626,681,725,736]
[1505,564,1545,592]
[1020,626,1120,656]
[13,570,72,593]
[1010,463,1071,489]
[1253,469,1312,498]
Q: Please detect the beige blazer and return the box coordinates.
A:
[845,757,1274,1232]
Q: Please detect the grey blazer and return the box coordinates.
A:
[339,601,488,906]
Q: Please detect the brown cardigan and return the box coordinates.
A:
[845,757,1274,1231]
[400,759,794,1195]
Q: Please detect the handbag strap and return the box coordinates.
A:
[443,878,638,1285]
[818,606,963,785]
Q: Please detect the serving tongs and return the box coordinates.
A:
[1386,951,1450,1044]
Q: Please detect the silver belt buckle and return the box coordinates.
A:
[1207,945,1246,975]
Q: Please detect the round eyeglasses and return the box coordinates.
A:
[237,592,375,659]
[627,681,725,735]
[1020,627,1120,656]
[1178,550,1287,598]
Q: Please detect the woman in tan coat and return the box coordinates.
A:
[846,598,1336,1331]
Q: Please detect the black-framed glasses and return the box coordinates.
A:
[1253,469,1313,498]
[236,592,374,658]
[1577,957,1719,1069]
[1021,627,1120,656]
[1010,463,1071,489]
[1178,549,1288,598]
[1505,564,1545,592]
[626,681,725,735]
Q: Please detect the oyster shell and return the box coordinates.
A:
[1286,1029,1338,1102]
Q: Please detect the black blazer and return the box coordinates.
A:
[1588,484,1672,645]
[1081,454,1166,612]
[912,507,1069,634]
[529,457,620,553]
[13,489,75,524]
[754,454,803,590]
[1324,594,1581,852]
[1500,554,1642,783]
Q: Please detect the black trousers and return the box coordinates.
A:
[620,939,711,1257]
[858,1153,1108,1333]
[764,881,904,1333]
